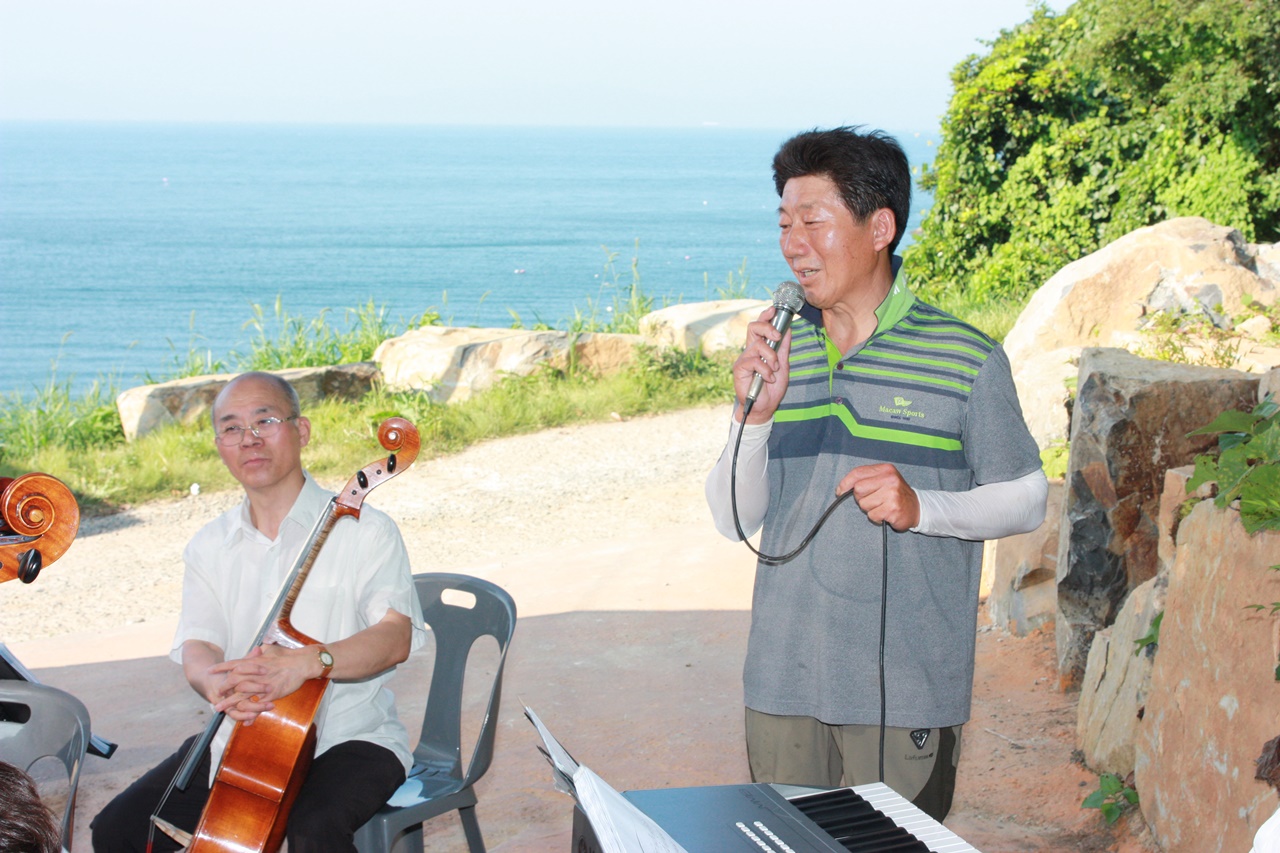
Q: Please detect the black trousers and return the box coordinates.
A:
[91,734,405,853]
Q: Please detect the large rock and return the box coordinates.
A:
[549,332,645,375]
[1055,348,1257,688]
[274,364,381,407]
[1077,574,1166,778]
[983,479,1063,636]
[1008,348,1079,451]
[1156,466,1213,576]
[1135,501,1280,852]
[639,299,766,354]
[1077,465,1210,778]
[1004,217,1280,447]
[374,327,576,403]
[115,363,379,441]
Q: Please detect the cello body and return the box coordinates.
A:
[186,624,327,853]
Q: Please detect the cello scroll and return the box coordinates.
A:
[335,417,421,516]
[0,472,80,585]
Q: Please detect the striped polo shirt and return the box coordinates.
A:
[745,267,1042,729]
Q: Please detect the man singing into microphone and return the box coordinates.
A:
[705,126,1047,821]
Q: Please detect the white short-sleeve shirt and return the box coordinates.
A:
[172,473,426,779]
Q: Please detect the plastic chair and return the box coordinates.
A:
[355,572,517,853]
[0,679,92,850]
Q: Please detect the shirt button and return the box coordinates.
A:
[836,363,845,370]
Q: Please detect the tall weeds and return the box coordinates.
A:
[706,257,757,300]
[0,371,122,463]
[237,296,434,369]
[569,240,663,334]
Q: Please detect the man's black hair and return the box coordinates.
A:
[772,126,912,255]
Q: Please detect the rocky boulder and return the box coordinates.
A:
[1135,501,1280,852]
[1077,574,1165,778]
[549,332,646,375]
[1004,217,1280,447]
[274,364,381,407]
[1055,348,1257,688]
[639,299,766,354]
[375,327,574,403]
[115,363,379,441]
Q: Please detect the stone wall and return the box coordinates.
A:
[1134,501,1280,852]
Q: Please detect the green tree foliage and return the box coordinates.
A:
[904,0,1280,305]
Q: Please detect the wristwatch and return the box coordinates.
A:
[317,646,335,677]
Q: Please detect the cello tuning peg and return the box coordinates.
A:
[17,549,42,584]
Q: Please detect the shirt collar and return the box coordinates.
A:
[223,472,327,545]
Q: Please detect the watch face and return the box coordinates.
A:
[319,649,334,667]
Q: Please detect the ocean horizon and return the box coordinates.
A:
[0,122,938,400]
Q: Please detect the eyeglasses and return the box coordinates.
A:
[214,416,298,447]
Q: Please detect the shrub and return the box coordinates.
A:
[905,0,1280,309]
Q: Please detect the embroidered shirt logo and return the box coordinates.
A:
[879,394,926,421]
[910,729,931,750]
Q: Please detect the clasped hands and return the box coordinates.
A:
[205,644,318,724]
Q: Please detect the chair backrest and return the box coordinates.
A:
[0,679,92,846]
[411,572,517,789]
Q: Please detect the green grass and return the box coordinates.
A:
[236,296,438,371]
[0,371,123,464]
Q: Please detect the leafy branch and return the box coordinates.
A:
[1186,397,1280,534]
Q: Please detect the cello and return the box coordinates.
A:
[154,417,420,853]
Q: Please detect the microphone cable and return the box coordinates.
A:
[728,395,857,566]
[878,520,888,783]
[728,394,893,785]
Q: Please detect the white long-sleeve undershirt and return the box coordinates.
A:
[704,415,1049,542]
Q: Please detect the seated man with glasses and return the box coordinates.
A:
[92,371,426,853]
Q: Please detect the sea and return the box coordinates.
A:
[0,123,937,400]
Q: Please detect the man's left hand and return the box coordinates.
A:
[837,463,920,532]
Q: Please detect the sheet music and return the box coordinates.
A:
[524,705,689,853]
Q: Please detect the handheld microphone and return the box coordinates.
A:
[746,280,806,406]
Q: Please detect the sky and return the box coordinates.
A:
[0,0,1067,133]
